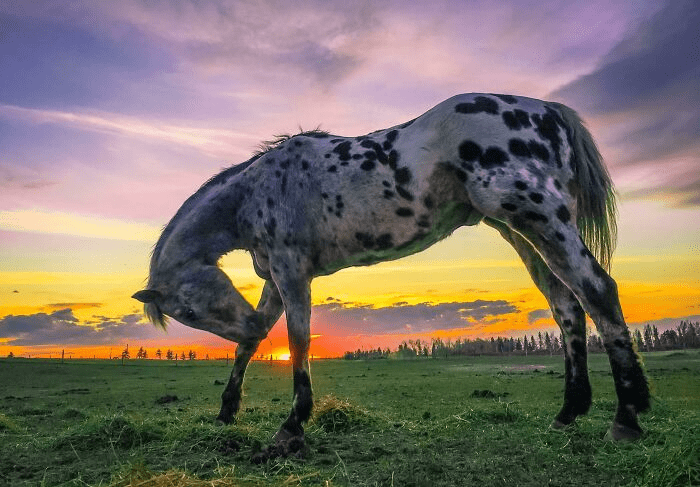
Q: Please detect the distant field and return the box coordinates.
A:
[0,351,698,486]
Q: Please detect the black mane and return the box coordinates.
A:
[253,129,330,157]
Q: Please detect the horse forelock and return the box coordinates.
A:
[144,301,167,329]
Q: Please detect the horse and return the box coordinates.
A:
[133,93,649,458]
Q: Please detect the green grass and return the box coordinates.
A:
[0,351,698,486]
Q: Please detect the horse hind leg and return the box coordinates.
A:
[484,218,591,428]
[494,210,649,439]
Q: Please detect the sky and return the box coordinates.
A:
[1,0,699,359]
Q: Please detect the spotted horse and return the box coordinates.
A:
[133,93,649,459]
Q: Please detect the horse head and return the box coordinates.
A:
[133,264,263,344]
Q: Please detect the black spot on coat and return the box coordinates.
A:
[459,140,482,162]
[355,232,374,248]
[556,205,571,223]
[527,140,550,162]
[532,108,564,167]
[332,141,353,161]
[528,192,544,204]
[394,167,411,185]
[360,160,376,171]
[396,186,414,201]
[508,138,531,158]
[455,96,499,115]
[388,150,399,170]
[396,207,414,217]
[493,94,518,104]
[502,109,531,130]
[480,147,509,169]
[524,211,548,223]
[376,233,393,250]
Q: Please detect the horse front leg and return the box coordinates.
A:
[217,280,283,424]
[261,273,313,460]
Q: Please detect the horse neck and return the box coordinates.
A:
[151,178,252,279]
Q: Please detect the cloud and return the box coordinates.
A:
[0,308,159,346]
[311,299,519,336]
[107,0,378,88]
[527,308,552,324]
[550,0,700,207]
[0,103,259,157]
[45,302,102,311]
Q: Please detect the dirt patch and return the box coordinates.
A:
[502,365,548,371]
[155,395,178,405]
[470,389,510,399]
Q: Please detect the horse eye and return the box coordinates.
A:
[185,308,196,320]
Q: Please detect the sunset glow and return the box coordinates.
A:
[1,0,699,360]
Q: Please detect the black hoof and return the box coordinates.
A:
[604,422,642,441]
[215,416,233,426]
[251,431,306,463]
[550,419,574,430]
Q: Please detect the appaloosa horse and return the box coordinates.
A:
[134,93,649,458]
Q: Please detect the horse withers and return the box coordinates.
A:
[133,93,649,458]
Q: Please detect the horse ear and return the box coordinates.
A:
[132,289,162,303]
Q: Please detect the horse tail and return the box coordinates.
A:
[548,102,618,271]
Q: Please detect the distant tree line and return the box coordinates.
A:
[119,345,198,361]
[343,321,700,360]
[343,348,392,360]
[632,321,700,352]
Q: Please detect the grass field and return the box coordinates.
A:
[0,351,698,486]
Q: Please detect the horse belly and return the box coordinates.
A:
[314,195,481,276]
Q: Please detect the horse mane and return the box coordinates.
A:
[253,129,329,157]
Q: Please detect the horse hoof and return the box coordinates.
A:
[550,419,573,430]
[604,422,642,442]
[215,415,235,426]
[250,438,305,463]
[251,431,306,463]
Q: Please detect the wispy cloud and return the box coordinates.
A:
[0,209,160,241]
[0,104,258,157]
